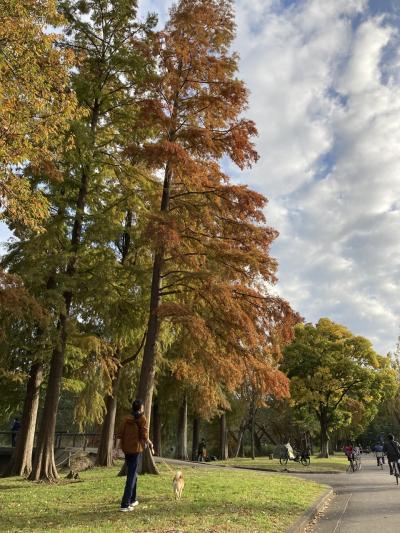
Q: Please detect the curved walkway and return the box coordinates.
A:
[294,455,400,532]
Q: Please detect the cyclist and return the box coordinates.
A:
[383,434,400,475]
[374,442,385,467]
[344,443,355,470]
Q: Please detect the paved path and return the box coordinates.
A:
[295,456,400,532]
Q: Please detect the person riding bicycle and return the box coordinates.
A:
[344,443,354,462]
[284,442,295,460]
[374,442,385,467]
[383,434,400,475]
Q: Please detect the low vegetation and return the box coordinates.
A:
[0,462,326,532]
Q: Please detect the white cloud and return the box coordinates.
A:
[231,0,400,354]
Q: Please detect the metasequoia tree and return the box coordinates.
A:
[29,0,153,481]
[0,0,77,229]
[283,319,397,458]
[129,0,260,473]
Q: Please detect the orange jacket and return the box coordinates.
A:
[116,414,148,454]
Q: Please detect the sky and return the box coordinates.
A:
[2,0,400,355]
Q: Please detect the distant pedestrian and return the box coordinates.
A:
[10,417,21,447]
[115,399,154,512]
[197,438,207,461]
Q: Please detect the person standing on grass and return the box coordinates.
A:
[10,417,21,447]
[197,438,207,461]
[116,399,154,512]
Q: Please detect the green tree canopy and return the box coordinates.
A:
[283,318,397,457]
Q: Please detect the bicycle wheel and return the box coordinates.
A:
[280,457,288,465]
[394,462,400,485]
[301,457,310,466]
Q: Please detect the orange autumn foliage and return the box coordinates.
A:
[134,0,298,419]
[0,0,77,230]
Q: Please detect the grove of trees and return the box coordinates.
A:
[1,0,398,481]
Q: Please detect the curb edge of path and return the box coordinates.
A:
[285,487,334,533]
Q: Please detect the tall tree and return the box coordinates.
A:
[130,0,260,472]
[283,318,397,457]
[28,0,154,480]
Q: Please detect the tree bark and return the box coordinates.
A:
[4,362,43,477]
[219,413,229,460]
[192,416,200,461]
[152,400,162,457]
[234,428,244,458]
[319,412,330,458]
[176,394,188,460]
[254,430,262,455]
[29,314,68,481]
[96,368,121,467]
[250,402,257,460]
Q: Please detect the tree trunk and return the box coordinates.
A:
[250,403,257,460]
[29,314,68,481]
[219,413,229,460]
[254,430,262,455]
[319,414,330,458]
[192,416,200,461]
[136,162,174,475]
[250,419,255,460]
[96,368,121,467]
[5,362,43,477]
[176,394,188,460]
[234,427,244,458]
[152,400,162,456]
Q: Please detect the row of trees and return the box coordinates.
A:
[0,0,299,480]
[1,0,397,481]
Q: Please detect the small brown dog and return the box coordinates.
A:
[172,470,185,500]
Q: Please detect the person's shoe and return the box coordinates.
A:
[120,507,133,512]
[129,501,139,509]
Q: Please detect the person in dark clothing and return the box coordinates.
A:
[197,438,207,462]
[10,418,21,447]
[383,434,400,475]
[116,399,153,511]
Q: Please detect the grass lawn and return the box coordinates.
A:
[0,461,326,533]
[216,454,348,472]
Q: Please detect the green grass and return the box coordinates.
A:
[0,461,326,532]
[216,454,348,472]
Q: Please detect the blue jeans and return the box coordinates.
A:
[121,453,140,508]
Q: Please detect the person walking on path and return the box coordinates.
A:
[10,417,21,447]
[383,433,400,475]
[116,399,153,512]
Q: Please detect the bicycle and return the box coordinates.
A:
[377,455,384,469]
[390,460,400,485]
[346,453,361,472]
[279,449,310,466]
